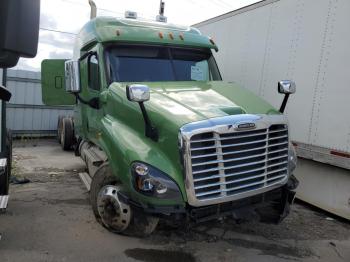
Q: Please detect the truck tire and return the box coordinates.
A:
[60,117,74,151]
[90,163,159,237]
[57,115,65,144]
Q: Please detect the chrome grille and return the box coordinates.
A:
[189,124,289,201]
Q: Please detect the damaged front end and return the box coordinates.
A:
[119,174,299,225]
[188,175,299,224]
[119,114,300,225]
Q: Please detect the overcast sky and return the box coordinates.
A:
[14,0,259,71]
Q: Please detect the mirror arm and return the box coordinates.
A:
[74,93,88,104]
[78,51,94,61]
[279,94,290,113]
[138,102,159,142]
[73,93,100,109]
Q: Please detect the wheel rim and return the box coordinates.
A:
[97,185,131,232]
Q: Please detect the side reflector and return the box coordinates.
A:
[330,150,350,158]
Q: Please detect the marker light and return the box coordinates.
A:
[125,10,137,19]
[158,32,163,39]
[179,34,184,40]
[156,15,167,23]
[169,33,174,40]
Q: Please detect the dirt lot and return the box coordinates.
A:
[1,139,350,262]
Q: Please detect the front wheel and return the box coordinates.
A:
[90,163,159,237]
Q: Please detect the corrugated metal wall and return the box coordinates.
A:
[6,69,73,136]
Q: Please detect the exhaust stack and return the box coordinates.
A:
[159,0,165,16]
[156,1,167,23]
[88,0,97,19]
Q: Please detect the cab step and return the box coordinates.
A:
[79,172,91,191]
[0,195,9,210]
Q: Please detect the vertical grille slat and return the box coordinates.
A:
[189,124,289,201]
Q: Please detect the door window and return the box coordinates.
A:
[88,54,100,90]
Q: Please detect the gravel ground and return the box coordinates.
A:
[0,139,349,262]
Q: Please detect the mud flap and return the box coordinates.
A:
[255,175,299,224]
[278,175,299,222]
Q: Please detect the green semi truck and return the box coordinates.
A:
[41,13,298,236]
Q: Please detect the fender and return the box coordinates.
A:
[96,114,187,207]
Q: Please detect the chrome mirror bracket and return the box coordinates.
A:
[278,80,296,113]
[126,84,158,141]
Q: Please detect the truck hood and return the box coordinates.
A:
[137,81,280,128]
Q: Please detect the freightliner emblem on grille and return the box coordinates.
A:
[234,122,256,131]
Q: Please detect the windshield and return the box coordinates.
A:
[106,45,222,82]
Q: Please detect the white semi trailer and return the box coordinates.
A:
[195,0,350,219]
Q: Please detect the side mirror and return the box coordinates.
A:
[278,80,296,113]
[278,80,296,94]
[126,84,158,141]
[0,0,40,68]
[0,85,12,102]
[126,84,150,102]
[65,60,80,93]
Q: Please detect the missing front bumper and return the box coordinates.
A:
[119,175,299,224]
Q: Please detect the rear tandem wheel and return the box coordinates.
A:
[60,117,74,150]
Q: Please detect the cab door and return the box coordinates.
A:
[80,49,103,143]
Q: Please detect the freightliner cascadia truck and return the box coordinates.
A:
[41,3,298,236]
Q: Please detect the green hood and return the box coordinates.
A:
[108,80,280,141]
[110,81,280,132]
[109,81,279,130]
[142,81,279,128]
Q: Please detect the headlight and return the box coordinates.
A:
[288,143,297,173]
[131,162,182,200]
